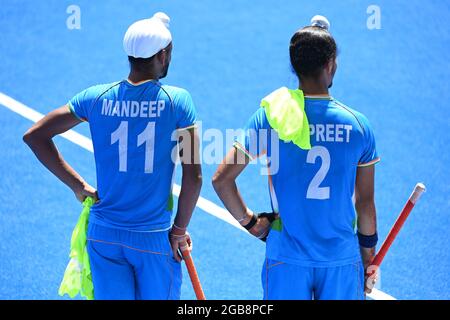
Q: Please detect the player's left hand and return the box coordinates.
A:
[169,229,192,262]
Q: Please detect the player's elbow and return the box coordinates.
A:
[23,127,38,146]
[211,172,220,189]
[184,165,203,188]
[212,171,229,192]
[355,196,376,217]
[355,192,375,207]
[23,125,51,151]
[193,172,203,189]
[356,192,374,202]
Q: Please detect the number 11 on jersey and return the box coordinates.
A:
[111,121,156,173]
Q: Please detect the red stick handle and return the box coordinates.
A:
[181,246,206,300]
[372,183,426,268]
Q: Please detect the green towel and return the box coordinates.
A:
[58,197,95,300]
[261,87,311,150]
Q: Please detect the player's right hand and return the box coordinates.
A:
[364,264,379,294]
[73,182,98,203]
[361,247,377,294]
[169,229,192,262]
[248,212,279,242]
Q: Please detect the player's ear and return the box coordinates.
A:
[156,49,167,66]
[333,57,338,75]
[326,58,335,75]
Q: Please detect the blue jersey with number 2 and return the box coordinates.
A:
[68,80,197,231]
[237,97,379,267]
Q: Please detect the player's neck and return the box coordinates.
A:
[299,79,330,97]
[128,70,159,85]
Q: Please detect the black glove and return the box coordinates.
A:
[256,212,277,242]
[257,212,277,223]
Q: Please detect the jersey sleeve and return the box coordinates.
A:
[357,114,380,167]
[234,108,270,160]
[173,89,197,129]
[67,87,99,122]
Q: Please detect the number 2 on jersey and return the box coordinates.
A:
[306,146,330,200]
[110,121,156,173]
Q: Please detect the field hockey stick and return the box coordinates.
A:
[180,245,206,300]
[367,183,426,277]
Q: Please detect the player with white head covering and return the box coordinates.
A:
[123,12,172,59]
[23,12,202,300]
[124,12,174,80]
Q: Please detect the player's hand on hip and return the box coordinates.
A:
[169,228,192,262]
[73,182,98,203]
[248,212,279,242]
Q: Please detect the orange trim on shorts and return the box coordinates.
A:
[267,261,285,269]
[87,238,169,256]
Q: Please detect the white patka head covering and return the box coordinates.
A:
[123,12,172,58]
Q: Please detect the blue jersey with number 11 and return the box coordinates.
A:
[68,80,197,231]
[237,97,379,267]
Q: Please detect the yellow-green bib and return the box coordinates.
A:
[59,197,95,300]
[260,87,311,150]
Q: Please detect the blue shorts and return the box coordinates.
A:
[262,258,365,300]
[86,222,182,300]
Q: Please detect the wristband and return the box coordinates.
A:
[169,233,189,243]
[172,223,187,231]
[357,231,378,248]
[242,213,257,231]
[170,233,186,239]
[259,230,270,242]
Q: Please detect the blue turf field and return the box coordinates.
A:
[0,0,449,300]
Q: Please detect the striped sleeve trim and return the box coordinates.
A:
[233,141,255,161]
[358,157,381,167]
[67,103,86,122]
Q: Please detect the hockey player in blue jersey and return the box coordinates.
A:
[23,12,202,300]
[213,17,379,300]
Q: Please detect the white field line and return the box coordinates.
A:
[0,92,243,231]
[0,92,395,300]
[367,288,396,300]
[0,93,94,152]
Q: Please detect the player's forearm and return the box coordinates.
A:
[174,165,202,228]
[355,199,377,236]
[212,177,252,225]
[356,199,378,267]
[23,135,85,192]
